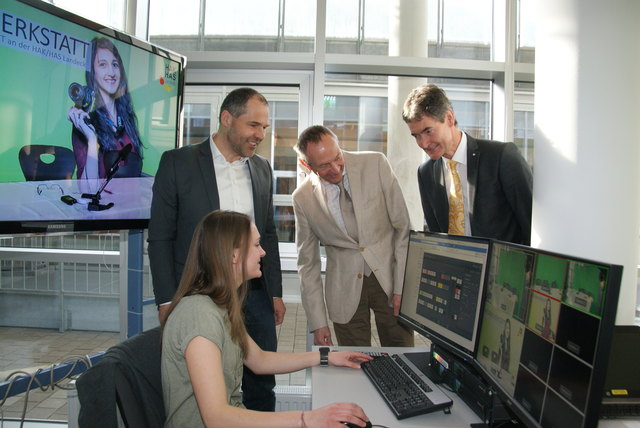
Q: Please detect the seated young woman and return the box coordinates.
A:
[161,210,372,428]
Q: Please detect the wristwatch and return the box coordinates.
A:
[319,347,330,366]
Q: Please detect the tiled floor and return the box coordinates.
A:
[0,302,429,423]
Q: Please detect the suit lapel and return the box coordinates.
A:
[343,152,361,233]
[197,139,220,210]
[247,156,263,229]
[466,134,479,219]
[310,173,335,226]
[432,158,449,231]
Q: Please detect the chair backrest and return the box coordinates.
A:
[76,326,165,428]
[113,326,165,428]
[18,144,76,181]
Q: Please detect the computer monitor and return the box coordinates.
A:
[0,0,185,234]
[398,231,491,362]
[474,240,623,428]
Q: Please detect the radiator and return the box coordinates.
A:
[275,385,312,411]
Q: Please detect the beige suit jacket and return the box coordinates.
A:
[292,151,410,331]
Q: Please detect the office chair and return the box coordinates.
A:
[76,326,165,428]
[18,144,76,181]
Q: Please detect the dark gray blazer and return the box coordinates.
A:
[417,134,533,245]
[148,139,282,305]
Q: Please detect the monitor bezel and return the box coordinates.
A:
[398,230,492,363]
[472,240,623,428]
[0,0,187,235]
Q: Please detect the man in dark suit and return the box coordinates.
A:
[402,84,533,245]
[148,88,285,411]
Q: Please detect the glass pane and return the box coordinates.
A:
[442,0,492,44]
[285,0,315,38]
[326,0,359,39]
[272,102,299,173]
[324,95,388,153]
[283,0,316,52]
[517,0,536,63]
[183,104,212,146]
[326,0,359,53]
[275,205,295,243]
[46,0,125,30]
[149,0,200,36]
[205,0,279,36]
[429,0,492,60]
[362,0,390,55]
[514,81,535,167]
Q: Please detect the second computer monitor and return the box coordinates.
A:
[399,231,491,361]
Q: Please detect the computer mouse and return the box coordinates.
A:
[340,421,372,428]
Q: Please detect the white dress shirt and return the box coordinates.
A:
[210,138,255,220]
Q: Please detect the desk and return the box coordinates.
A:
[0,177,153,222]
[312,347,481,427]
[311,347,640,428]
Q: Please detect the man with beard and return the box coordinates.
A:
[148,87,285,411]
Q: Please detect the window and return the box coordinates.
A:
[42,0,126,30]
[182,86,300,243]
[149,0,200,36]
[149,0,316,52]
[516,0,536,63]
[430,0,493,60]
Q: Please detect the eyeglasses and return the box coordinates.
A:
[36,183,64,196]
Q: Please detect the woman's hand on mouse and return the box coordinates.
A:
[328,351,373,369]
[303,402,370,427]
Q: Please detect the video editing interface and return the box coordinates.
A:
[400,232,490,358]
[476,242,613,427]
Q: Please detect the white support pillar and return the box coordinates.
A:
[387,0,430,231]
[534,0,640,323]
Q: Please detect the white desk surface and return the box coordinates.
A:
[312,346,481,428]
[311,346,640,428]
[0,177,153,221]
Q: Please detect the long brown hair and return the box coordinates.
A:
[161,210,250,354]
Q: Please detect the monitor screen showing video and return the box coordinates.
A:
[475,241,622,427]
[0,0,185,233]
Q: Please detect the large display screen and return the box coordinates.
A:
[475,241,622,428]
[0,0,185,233]
[399,231,491,361]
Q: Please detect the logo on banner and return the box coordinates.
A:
[159,60,179,92]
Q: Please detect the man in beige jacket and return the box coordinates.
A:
[293,125,414,347]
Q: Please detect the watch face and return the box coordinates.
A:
[320,347,329,365]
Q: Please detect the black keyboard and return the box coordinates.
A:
[361,353,452,420]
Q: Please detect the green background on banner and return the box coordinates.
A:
[1,2,181,182]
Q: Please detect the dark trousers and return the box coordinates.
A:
[242,283,277,411]
[333,273,414,347]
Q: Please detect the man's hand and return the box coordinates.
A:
[273,297,286,325]
[391,294,402,317]
[313,326,334,346]
[158,304,171,323]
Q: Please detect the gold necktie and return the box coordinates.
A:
[447,160,465,235]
